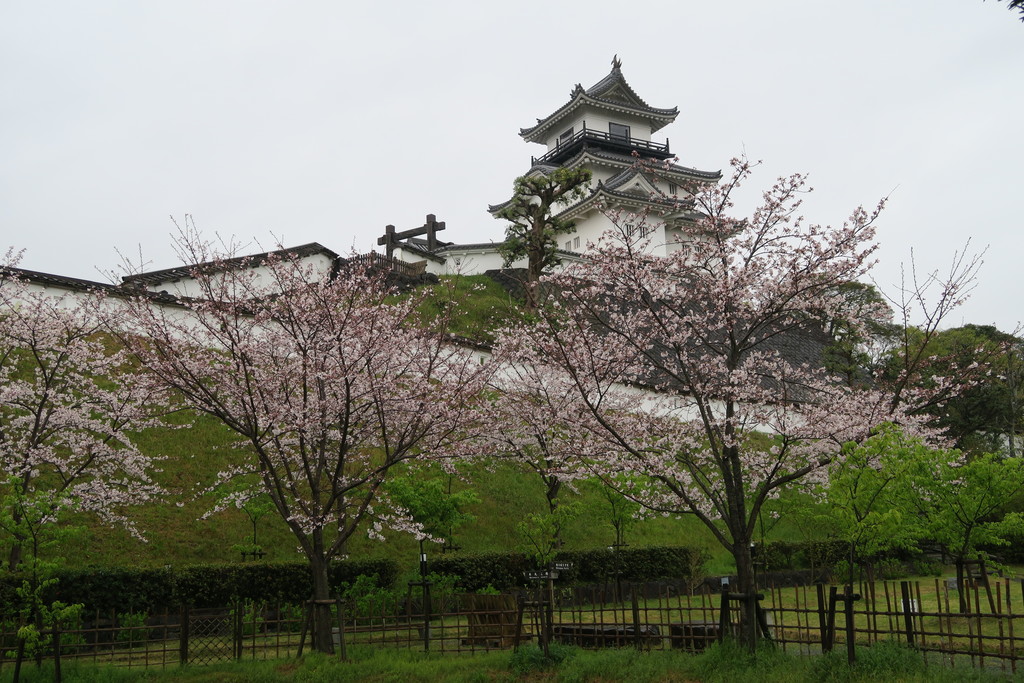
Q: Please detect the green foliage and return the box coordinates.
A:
[818,425,929,574]
[508,642,577,675]
[905,449,1024,563]
[516,501,582,568]
[694,639,801,683]
[427,546,703,592]
[496,167,593,269]
[883,324,1023,453]
[386,474,479,547]
[412,275,527,343]
[0,479,86,660]
[0,559,399,613]
[821,281,899,386]
[584,477,645,547]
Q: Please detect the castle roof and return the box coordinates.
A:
[520,58,679,144]
[120,243,339,288]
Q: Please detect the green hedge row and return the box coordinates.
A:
[758,540,850,573]
[429,546,704,592]
[0,546,704,612]
[0,559,399,613]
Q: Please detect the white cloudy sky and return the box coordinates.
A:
[1,1,1021,331]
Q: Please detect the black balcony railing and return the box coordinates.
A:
[532,127,672,166]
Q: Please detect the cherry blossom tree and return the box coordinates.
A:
[497,158,971,648]
[484,356,593,541]
[0,253,164,571]
[113,232,492,653]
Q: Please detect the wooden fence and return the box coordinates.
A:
[3,578,1023,675]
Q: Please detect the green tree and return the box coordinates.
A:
[884,325,1022,453]
[905,449,1024,611]
[495,167,592,312]
[820,425,927,583]
[386,475,479,552]
[821,282,899,386]
[0,479,84,666]
[584,477,643,548]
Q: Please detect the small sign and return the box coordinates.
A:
[525,570,549,581]
[553,562,573,571]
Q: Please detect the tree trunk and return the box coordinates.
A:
[733,539,759,650]
[544,475,562,547]
[7,543,22,572]
[308,552,335,654]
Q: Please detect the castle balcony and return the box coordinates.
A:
[531,126,673,166]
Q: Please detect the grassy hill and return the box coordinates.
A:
[32,275,733,578]
[61,408,726,575]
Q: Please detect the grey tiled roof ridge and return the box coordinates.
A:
[488,151,720,215]
[121,242,340,286]
[1,266,117,293]
[556,184,699,222]
[558,147,722,181]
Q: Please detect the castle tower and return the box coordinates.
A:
[490,57,721,258]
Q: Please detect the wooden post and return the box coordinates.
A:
[13,637,25,682]
[179,605,190,666]
[718,590,730,643]
[513,594,526,652]
[900,581,915,647]
[336,598,347,661]
[825,586,838,652]
[630,584,642,650]
[422,579,432,652]
[816,584,828,650]
[52,626,61,683]
[755,598,772,640]
[843,585,860,665]
[233,601,243,660]
[296,600,313,657]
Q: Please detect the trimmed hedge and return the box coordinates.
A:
[1,559,399,613]
[430,546,704,592]
[758,540,850,573]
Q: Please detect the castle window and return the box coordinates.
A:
[559,127,574,146]
[609,122,630,142]
[574,236,580,249]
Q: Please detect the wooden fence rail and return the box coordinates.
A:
[2,579,1022,675]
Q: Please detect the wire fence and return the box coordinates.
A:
[3,577,1023,675]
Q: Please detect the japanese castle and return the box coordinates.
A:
[379,57,721,276]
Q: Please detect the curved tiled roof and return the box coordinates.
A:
[121,243,339,287]
[556,183,700,223]
[558,147,722,182]
[489,150,720,216]
[520,61,679,143]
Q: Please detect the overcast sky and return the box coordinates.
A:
[1,1,1021,331]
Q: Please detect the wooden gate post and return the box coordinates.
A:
[900,581,916,647]
[630,584,642,650]
[179,605,190,666]
[816,584,828,650]
[718,590,730,643]
[233,601,243,660]
[843,584,861,665]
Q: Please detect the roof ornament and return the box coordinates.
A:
[611,54,622,70]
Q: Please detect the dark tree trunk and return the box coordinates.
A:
[733,539,759,650]
[7,543,22,572]
[308,551,335,654]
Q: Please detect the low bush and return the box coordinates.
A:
[0,559,400,613]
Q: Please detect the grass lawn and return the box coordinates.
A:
[2,640,1021,682]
